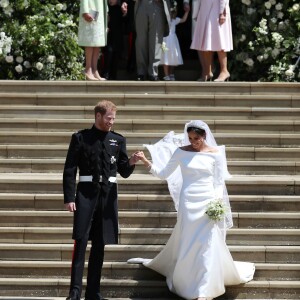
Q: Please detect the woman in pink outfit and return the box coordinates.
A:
[190,0,232,82]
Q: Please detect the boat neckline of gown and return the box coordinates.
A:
[177,147,219,154]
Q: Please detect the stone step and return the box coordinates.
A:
[0,81,299,95]
[0,145,299,162]
[0,173,299,196]
[0,118,299,133]
[119,228,300,246]
[0,211,298,229]
[0,131,300,147]
[1,105,300,120]
[0,193,299,213]
[0,277,299,299]
[0,243,298,263]
[0,260,298,281]
[1,92,300,107]
[0,158,299,175]
[0,226,299,246]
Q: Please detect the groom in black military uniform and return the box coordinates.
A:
[63,100,139,300]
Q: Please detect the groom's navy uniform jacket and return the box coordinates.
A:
[63,125,135,244]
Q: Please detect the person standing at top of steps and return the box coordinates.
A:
[63,100,139,300]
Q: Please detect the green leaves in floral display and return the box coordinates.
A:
[0,0,84,80]
[229,0,299,81]
[205,199,227,222]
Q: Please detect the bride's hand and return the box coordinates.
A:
[134,151,152,169]
[134,151,146,161]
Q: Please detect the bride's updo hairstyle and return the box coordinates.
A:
[187,126,206,139]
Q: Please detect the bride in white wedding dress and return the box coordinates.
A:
[130,120,255,300]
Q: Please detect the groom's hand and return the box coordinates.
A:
[129,151,142,165]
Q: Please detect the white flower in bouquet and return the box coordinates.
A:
[0,31,12,56]
[244,58,254,67]
[258,18,268,35]
[285,66,294,77]
[23,0,29,8]
[272,32,284,48]
[269,0,276,5]
[0,0,9,8]
[23,61,31,68]
[16,56,24,63]
[264,1,272,9]
[65,19,75,27]
[242,0,251,6]
[278,21,285,30]
[277,12,284,19]
[56,3,63,11]
[270,63,285,74]
[239,34,246,42]
[257,55,264,62]
[247,8,255,15]
[47,55,56,63]
[271,48,280,58]
[3,4,13,16]
[293,4,299,11]
[275,3,282,10]
[15,64,23,73]
[205,199,227,221]
[35,62,43,70]
[5,55,13,63]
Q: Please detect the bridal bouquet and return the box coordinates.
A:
[205,199,227,221]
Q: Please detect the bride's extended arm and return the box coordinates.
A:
[137,150,179,180]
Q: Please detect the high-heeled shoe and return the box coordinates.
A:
[197,75,213,82]
[84,73,98,81]
[93,71,107,81]
[214,73,230,82]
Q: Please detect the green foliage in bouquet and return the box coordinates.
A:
[230,0,300,82]
[0,0,84,80]
[205,199,227,222]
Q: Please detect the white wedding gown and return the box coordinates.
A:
[130,148,255,299]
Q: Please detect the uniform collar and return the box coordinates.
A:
[92,124,109,137]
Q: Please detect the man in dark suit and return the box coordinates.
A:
[63,100,139,300]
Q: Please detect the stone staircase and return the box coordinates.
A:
[0,80,299,300]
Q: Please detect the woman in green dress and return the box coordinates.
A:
[78,0,108,80]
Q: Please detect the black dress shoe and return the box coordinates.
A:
[66,289,80,300]
[148,75,159,81]
[136,74,144,81]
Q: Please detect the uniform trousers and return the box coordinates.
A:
[70,200,105,299]
[135,0,165,77]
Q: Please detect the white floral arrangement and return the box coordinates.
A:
[205,199,227,221]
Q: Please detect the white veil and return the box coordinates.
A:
[144,120,233,235]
